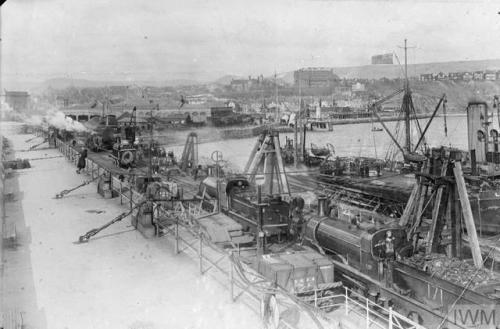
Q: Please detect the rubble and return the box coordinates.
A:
[403,253,500,289]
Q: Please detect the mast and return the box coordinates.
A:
[149,109,153,180]
[274,71,279,122]
[403,39,411,154]
[295,80,300,168]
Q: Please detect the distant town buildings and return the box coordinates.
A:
[4,90,30,111]
[294,68,339,89]
[420,70,500,82]
[351,82,366,93]
[229,75,265,92]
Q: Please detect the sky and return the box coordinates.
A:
[1,0,500,88]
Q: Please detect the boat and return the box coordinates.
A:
[306,120,333,131]
[310,143,331,157]
[370,112,384,132]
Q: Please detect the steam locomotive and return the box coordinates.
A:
[303,211,500,328]
[198,177,296,241]
[197,174,500,328]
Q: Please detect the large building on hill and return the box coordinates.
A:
[371,53,393,65]
[294,68,339,89]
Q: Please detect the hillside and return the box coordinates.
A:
[213,75,245,85]
[368,80,500,112]
[278,59,500,83]
[37,77,203,91]
[28,59,500,96]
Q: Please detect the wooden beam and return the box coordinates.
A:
[192,134,198,168]
[450,185,458,257]
[453,162,483,268]
[273,135,290,195]
[399,183,420,226]
[409,159,431,238]
[426,163,448,254]
[272,153,282,194]
[244,135,264,173]
[263,149,274,195]
[246,136,270,177]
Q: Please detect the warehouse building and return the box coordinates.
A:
[293,68,339,89]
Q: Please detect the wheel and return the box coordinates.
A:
[120,150,134,166]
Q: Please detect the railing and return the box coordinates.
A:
[344,288,425,329]
[51,134,426,329]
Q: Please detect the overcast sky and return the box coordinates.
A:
[1,0,499,87]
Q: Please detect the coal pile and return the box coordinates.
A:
[403,253,499,289]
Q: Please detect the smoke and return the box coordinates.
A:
[0,99,26,121]
[25,114,44,126]
[44,110,88,132]
[1,100,87,132]
[22,108,88,132]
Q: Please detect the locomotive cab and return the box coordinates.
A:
[199,177,291,240]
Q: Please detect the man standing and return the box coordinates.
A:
[76,149,88,174]
[384,230,395,288]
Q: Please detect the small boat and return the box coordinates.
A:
[310,143,331,157]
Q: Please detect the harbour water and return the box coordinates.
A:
[166,116,472,171]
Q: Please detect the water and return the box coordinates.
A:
[0,116,473,172]
[165,115,472,171]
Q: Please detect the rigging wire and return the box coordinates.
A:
[393,51,406,80]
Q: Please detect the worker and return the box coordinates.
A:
[193,164,203,180]
[168,178,178,200]
[76,149,88,174]
[384,230,395,288]
[290,197,305,243]
[385,230,395,260]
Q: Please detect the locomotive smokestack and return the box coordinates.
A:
[317,195,327,216]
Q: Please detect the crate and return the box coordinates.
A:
[257,251,335,294]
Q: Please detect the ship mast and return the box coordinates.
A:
[403,39,412,154]
[274,71,279,123]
